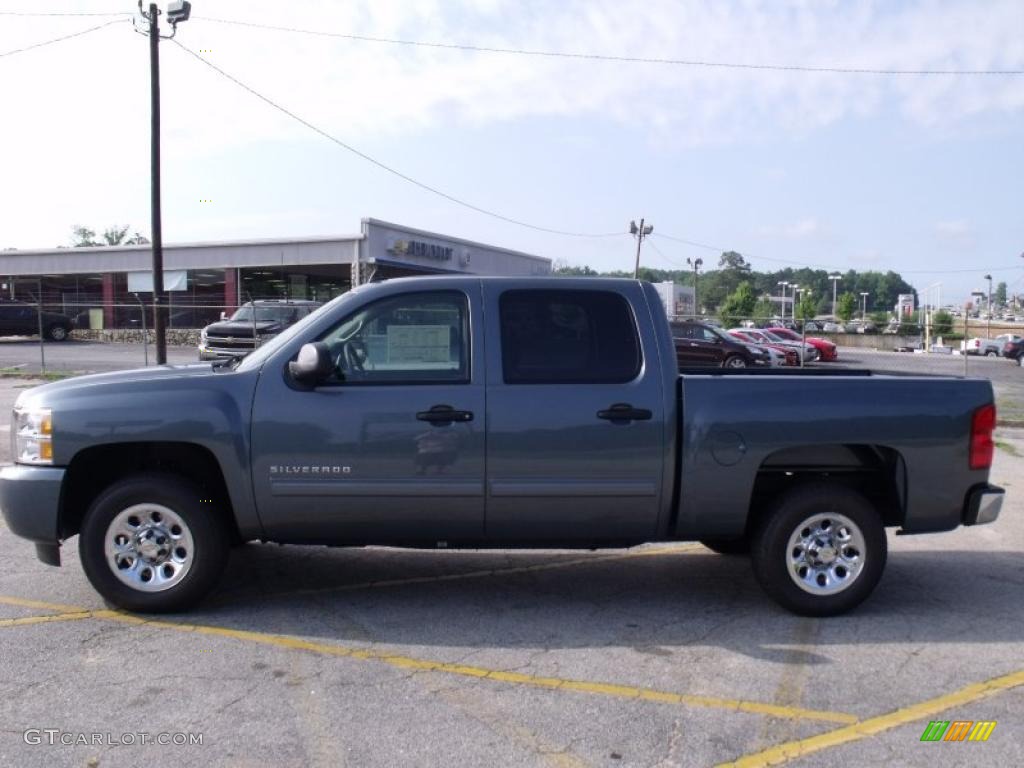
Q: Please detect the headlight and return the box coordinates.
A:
[14,406,53,465]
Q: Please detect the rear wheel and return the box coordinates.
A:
[723,355,748,369]
[751,484,886,616]
[986,350,998,357]
[79,473,229,613]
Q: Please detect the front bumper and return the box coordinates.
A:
[962,484,1004,526]
[0,465,65,565]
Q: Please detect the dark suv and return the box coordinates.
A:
[0,300,74,341]
[1003,338,1024,366]
[672,320,769,368]
[199,300,321,360]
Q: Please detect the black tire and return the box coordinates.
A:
[723,355,748,369]
[46,323,70,341]
[78,473,229,613]
[700,537,750,555]
[751,483,887,617]
[986,349,998,357]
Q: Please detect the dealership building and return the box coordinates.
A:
[0,218,551,328]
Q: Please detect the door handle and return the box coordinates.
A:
[597,403,653,424]
[416,404,474,426]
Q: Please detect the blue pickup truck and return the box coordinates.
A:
[0,277,1004,616]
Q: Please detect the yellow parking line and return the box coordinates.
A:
[0,594,851,724]
[84,608,854,724]
[253,544,703,600]
[0,595,90,614]
[717,667,1024,767]
[0,611,95,628]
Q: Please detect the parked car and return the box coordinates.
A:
[731,327,819,363]
[961,338,1003,357]
[0,277,1005,618]
[673,321,769,368]
[199,300,322,360]
[0,299,74,341]
[728,330,798,366]
[762,327,838,362]
[1003,339,1024,365]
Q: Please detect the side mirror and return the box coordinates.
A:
[220,311,228,320]
[289,342,333,386]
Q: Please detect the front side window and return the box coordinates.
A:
[500,290,642,384]
[319,291,469,384]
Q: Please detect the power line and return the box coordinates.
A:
[0,17,125,59]
[0,10,130,16]
[193,15,1024,76]
[170,39,624,238]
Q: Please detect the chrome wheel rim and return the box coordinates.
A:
[50,326,67,340]
[104,504,194,592]
[726,357,746,368]
[786,512,865,595]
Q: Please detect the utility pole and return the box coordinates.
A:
[777,281,788,321]
[687,257,703,318]
[630,219,653,279]
[140,1,191,364]
[148,2,166,364]
[860,292,869,320]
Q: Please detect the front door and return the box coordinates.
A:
[251,286,486,544]
[483,284,666,542]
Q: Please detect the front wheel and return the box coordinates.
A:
[46,324,69,341]
[986,350,998,357]
[79,473,229,613]
[723,355,748,369]
[751,484,886,616]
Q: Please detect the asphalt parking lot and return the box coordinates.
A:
[0,348,1022,767]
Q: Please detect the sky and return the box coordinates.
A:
[0,0,1022,304]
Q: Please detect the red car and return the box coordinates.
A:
[728,330,799,366]
[763,327,838,361]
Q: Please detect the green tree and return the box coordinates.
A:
[718,282,757,328]
[836,292,857,323]
[996,281,1007,308]
[931,309,953,336]
[72,224,149,247]
[752,298,775,322]
[718,251,751,272]
[795,293,817,321]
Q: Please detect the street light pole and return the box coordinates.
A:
[630,219,653,280]
[777,281,788,321]
[860,292,869,320]
[985,273,993,338]
[829,274,842,318]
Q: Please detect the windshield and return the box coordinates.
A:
[235,292,361,372]
[230,306,301,324]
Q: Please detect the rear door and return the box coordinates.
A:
[483,284,666,542]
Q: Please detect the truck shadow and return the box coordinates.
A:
[199,545,1024,662]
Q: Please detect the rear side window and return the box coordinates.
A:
[499,290,642,384]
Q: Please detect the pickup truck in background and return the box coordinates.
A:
[961,337,1003,357]
[0,277,1005,616]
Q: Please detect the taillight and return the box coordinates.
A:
[970,404,996,470]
